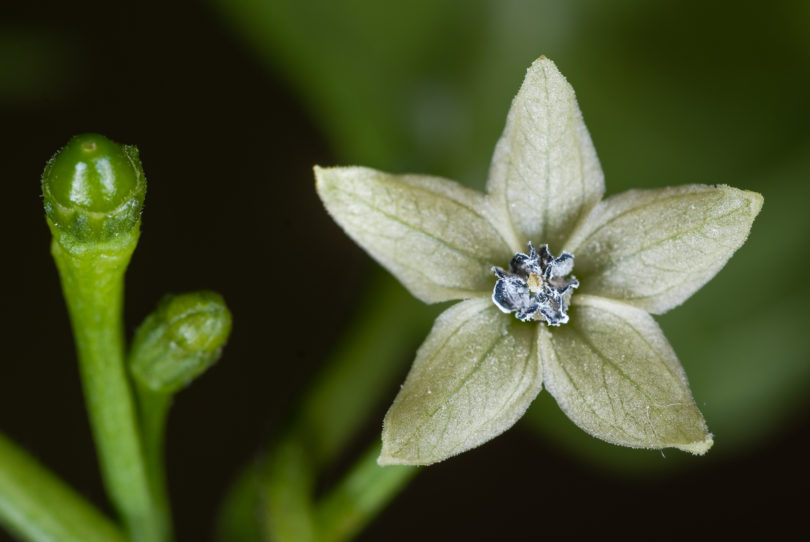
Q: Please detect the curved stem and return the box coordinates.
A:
[215,462,264,542]
[290,273,437,468]
[262,436,317,542]
[137,386,174,542]
[218,273,437,541]
[314,444,417,542]
[0,431,127,542]
[50,226,166,542]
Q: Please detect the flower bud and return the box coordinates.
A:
[42,133,146,242]
[130,292,232,394]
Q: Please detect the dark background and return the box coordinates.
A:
[2,1,809,540]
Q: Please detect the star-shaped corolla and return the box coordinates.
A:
[315,57,762,466]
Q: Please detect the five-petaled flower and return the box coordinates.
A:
[315,57,762,466]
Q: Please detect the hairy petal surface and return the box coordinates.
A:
[379,298,542,465]
[486,57,604,251]
[542,295,712,453]
[566,184,763,313]
[315,166,512,303]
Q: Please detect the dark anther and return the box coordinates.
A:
[491,242,578,326]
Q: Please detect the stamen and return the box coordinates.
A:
[491,242,578,326]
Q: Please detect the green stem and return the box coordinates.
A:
[291,273,437,467]
[215,463,264,542]
[217,273,437,541]
[262,437,317,542]
[0,431,127,542]
[314,444,417,542]
[137,386,174,542]
[50,225,165,542]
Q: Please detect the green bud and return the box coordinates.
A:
[130,292,232,395]
[42,133,146,242]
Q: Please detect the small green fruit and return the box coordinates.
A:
[42,133,146,242]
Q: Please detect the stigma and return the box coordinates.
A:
[491,243,579,326]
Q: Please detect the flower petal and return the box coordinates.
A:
[566,184,763,314]
[379,298,542,465]
[542,295,712,454]
[486,57,604,250]
[315,166,512,303]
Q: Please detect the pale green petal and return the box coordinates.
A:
[315,166,512,303]
[486,57,604,251]
[566,184,763,314]
[379,298,542,465]
[542,295,712,454]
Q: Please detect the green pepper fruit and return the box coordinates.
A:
[42,133,146,242]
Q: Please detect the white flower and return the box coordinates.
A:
[315,57,763,466]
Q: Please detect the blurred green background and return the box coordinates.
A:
[1,0,809,540]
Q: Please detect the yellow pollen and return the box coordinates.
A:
[527,272,544,293]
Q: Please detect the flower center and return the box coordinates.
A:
[491,242,579,326]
